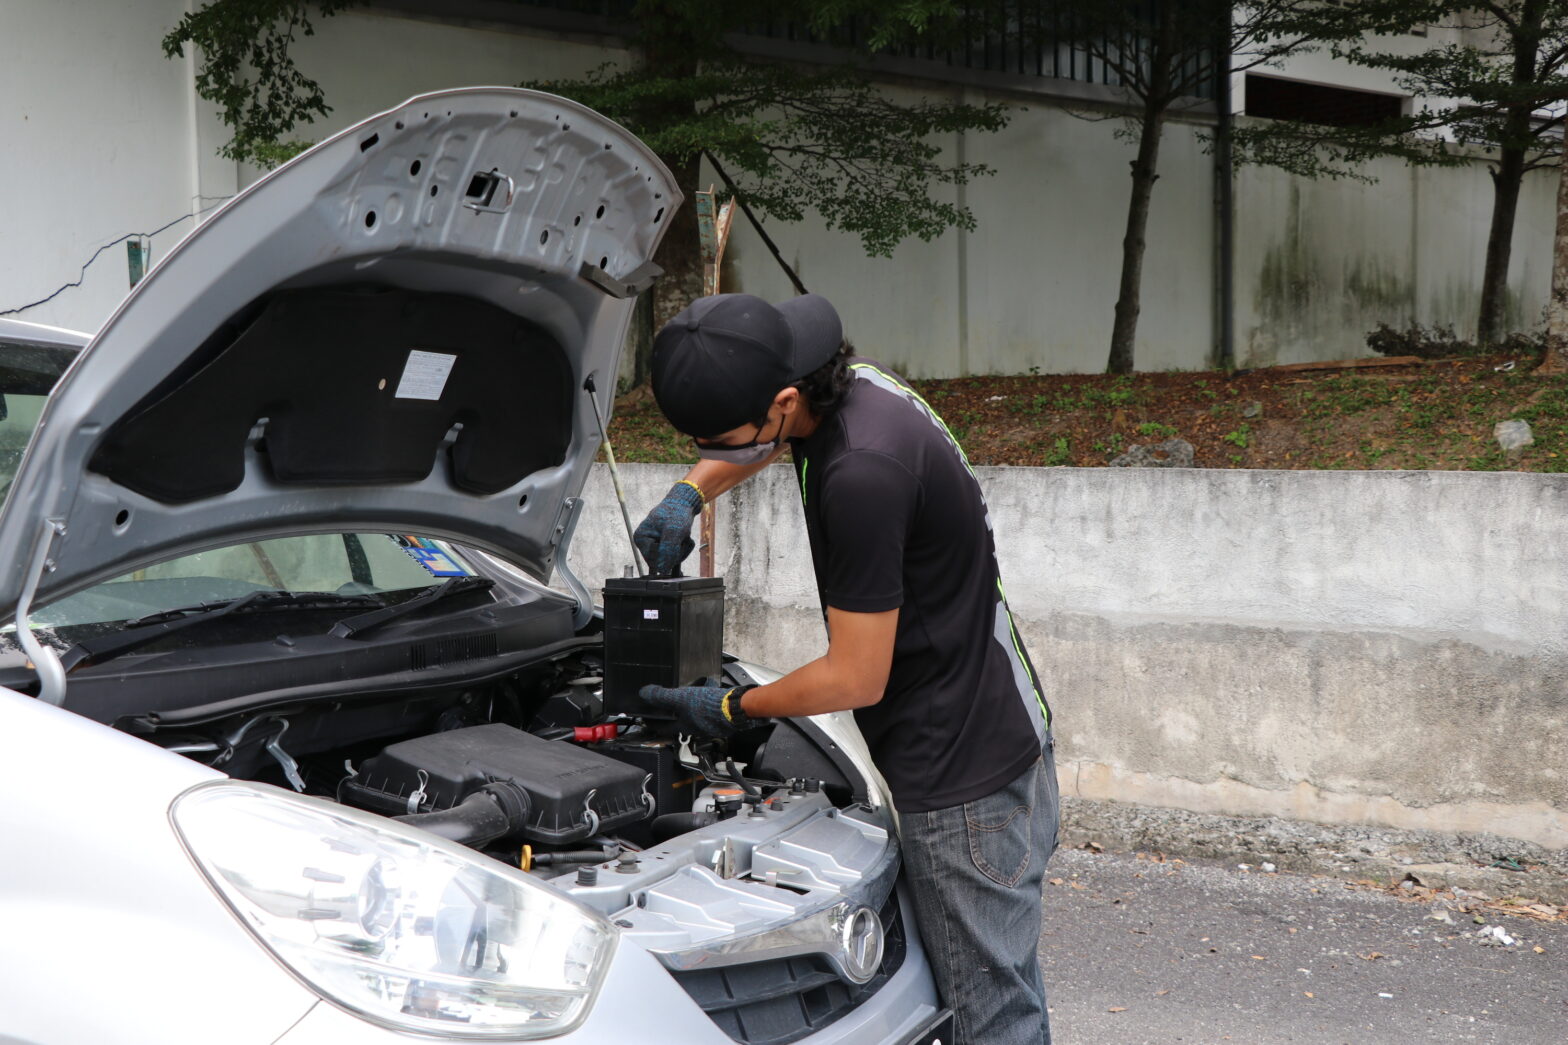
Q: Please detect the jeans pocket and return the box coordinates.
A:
[964,769,1036,888]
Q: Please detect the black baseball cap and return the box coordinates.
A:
[651,293,844,437]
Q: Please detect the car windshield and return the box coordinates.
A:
[28,534,475,628]
[0,336,475,630]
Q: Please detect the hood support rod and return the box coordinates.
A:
[584,375,646,577]
[16,519,67,707]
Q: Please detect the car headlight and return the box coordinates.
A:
[170,781,616,1039]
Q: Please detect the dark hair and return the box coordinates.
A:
[791,340,854,420]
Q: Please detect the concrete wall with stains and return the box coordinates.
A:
[569,463,1568,851]
[1235,145,1557,368]
[1,3,1555,376]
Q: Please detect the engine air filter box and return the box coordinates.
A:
[340,723,651,844]
[602,576,724,718]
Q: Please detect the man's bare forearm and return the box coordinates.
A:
[740,607,897,719]
[681,445,790,501]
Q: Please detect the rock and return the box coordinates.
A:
[1242,401,1263,418]
[1110,438,1195,468]
[1261,862,1277,873]
[1494,419,1534,452]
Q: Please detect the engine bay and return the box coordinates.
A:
[130,643,858,872]
[51,570,907,1023]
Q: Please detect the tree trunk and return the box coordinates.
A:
[629,9,705,387]
[1478,142,1529,345]
[1478,0,1545,346]
[1538,157,1568,373]
[1107,103,1167,375]
[649,152,705,369]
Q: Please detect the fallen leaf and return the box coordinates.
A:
[1048,877,1064,886]
[1107,1007,1127,1013]
[1155,989,1170,996]
[1251,955,1267,960]
[1304,992,1314,998]
[1534,946,1545,954]
[1360,952,1385,961]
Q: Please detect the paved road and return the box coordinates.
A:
[1038,847,1568,1044]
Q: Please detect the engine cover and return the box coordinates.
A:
[340,723,652,844]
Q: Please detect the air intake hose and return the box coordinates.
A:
[395,780,531,848]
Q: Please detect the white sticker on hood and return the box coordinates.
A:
[395,350,456,400]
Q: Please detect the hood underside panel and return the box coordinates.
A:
[90,286,572,502]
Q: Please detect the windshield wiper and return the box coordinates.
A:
[123,590,382,628]
[329,576,494,639]
[60,590,384,672]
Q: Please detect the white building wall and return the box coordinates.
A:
[1234,142,1555,365]
[1,0,209,335]
[0,4,1553,372]
[1241,21,1461,107]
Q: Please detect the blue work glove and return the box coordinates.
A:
[633,480,704,578]
[640,682,757,737]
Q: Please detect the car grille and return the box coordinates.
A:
[669,891,907,1045]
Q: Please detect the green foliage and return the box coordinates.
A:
[1137,421,1179,438]
[1223,423,1252,448]
[163,0,1009,255]
[523,60,1008,256]
[162,0,357,164]
[1042,436,1073,466]
[1231,2,1568,177]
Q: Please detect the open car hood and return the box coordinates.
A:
[0,89,678,624]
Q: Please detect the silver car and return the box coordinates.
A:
[0,90,946,1045]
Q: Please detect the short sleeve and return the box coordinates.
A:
[816,450,921,613]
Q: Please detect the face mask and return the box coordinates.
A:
[696,441,778,466]
[694,413,783,466]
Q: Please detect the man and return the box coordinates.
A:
[634,292,1058,1045]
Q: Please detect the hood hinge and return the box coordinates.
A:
[16,519,68,706]
[551,496,594,630]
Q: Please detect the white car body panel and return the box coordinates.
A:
[0,688,317,1045]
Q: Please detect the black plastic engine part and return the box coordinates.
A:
[651,810,720,843]
[340,723,652,845]
[601,576,724,718]
[587,736,698,844]
[527,678,603,731]
[752,720,855,805]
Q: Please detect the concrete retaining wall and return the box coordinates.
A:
[565,462,1568,851]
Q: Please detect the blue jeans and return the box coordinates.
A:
[900,737,1059,1045]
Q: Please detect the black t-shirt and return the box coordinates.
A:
[789,358,1051,813]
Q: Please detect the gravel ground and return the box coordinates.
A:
[1038,847,1568,1044]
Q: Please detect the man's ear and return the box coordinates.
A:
[774,386,802,416]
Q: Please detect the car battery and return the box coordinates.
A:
[602,576,724,718]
